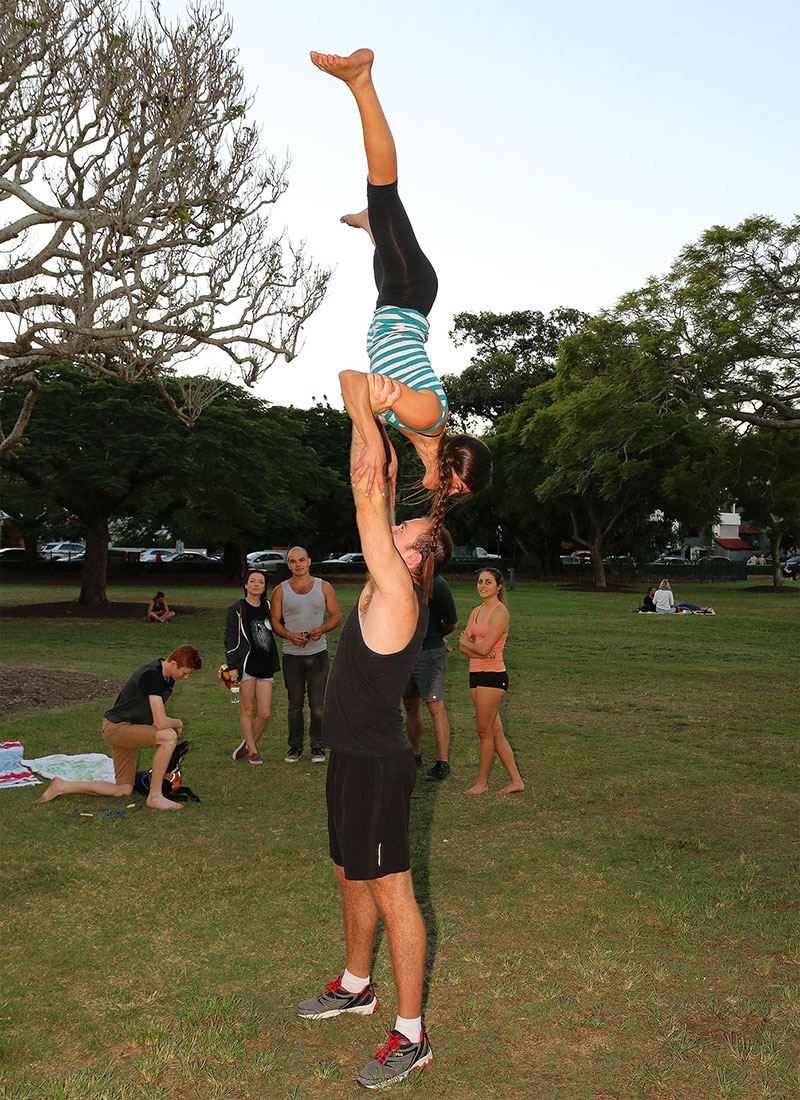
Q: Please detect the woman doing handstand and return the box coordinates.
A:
[309,49,491,507]
[460,569,524,796]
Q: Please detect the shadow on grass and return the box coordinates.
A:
[409,771,444,1014]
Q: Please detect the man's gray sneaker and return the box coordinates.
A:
[284,747,302,763]
[356,1028,433,1089]
[311,747,326,763]
[296,976,378,1020]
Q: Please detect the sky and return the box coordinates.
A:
[157,0,800,411]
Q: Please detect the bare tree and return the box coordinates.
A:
[0,0,329,453]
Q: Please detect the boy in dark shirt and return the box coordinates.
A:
[35,644,202,811]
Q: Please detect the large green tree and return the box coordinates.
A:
[617,216,799,432]
[0,368,345,602]
[443,308,589,429]
[515,317,727,587]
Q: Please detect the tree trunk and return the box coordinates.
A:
[771,530,783,590]
[78,516,110,605]
[590,538,607,589]
[223,541,247,580]
[23,531,39,571]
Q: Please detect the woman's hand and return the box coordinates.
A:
[367,373,402,415]
[351,437,389,497]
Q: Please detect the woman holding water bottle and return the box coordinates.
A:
[220,570,280,765]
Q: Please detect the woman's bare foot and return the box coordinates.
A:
[146,794,182,811]
[35,777,66,803]
[497,781,525,796]
[464,783,489,796]
[340,208,375,244]
[309,49,374,85]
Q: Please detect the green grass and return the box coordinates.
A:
[0,579,798,1099]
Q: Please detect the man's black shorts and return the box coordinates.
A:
[326,748,417,880]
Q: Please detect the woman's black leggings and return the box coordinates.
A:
[368,181,438,317]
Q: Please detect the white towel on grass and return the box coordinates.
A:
[20,753,116,783]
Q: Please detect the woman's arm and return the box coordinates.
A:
[339,370,391,497]
[460,606,509,657]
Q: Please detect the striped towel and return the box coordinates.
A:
[0,741,39,787]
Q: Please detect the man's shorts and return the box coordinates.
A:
[326,749,417,880]
[402,645,447,703]
[101,718,159,787]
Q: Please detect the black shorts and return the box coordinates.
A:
[469,671,509,691]
[326,748,417,880]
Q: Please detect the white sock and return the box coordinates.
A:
[394,1015,422,1043]
[341,967,369,994]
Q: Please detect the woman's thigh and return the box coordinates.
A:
[255,680,273,718]
[470,687,505,732]
[239,678,257,711]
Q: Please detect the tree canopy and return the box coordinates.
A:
[0,0,329,452]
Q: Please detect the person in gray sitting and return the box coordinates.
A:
[271,546,341,763]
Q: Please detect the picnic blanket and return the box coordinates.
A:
[0,741,39,788]
[20,752,116,783]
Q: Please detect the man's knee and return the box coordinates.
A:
[426,699,445,716]
[403,697,421,715]
[156,727,177,748]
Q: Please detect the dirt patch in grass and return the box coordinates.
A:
[737,584,798,594]
[0,665,120,713]
[0,600,203,618]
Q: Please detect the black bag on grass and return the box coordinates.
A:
[134,739,200,803]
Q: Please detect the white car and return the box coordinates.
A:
[325,553,366,565]
[40,541,85,560]
[140,548,175,563]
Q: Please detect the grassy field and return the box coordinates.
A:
[0,579,798,1100]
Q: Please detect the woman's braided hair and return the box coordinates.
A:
[413,454,455,601]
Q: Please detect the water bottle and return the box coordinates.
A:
[230,684,240,705]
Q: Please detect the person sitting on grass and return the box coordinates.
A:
[35,644,202,811]
[147,591,175,623]
[641,586,657,612]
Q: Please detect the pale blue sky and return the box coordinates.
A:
[160,0,799,409]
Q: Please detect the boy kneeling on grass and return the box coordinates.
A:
[35,644,202,812]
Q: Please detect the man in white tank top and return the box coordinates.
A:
[271,546,341,763]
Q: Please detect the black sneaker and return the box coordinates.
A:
[296,975,378,1019]
[356,1028,433,1089]
[284,747,302,763]
[426,760,451,781]
[310,747,326,763]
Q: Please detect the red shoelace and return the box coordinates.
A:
[374,1032,402,1064]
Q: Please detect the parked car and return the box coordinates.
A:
[0,547,27,562]
[560,550,592,565]
[782,554,800,579]
[159,551,217,564]
[39,541,84,560]
[140,548,175,563]
[246,550,288,571]
[649,555,688,566]
[325,553,366,565]
[455,546,503,563]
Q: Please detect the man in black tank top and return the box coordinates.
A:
[296,417,452,1089]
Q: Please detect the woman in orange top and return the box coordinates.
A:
[459,569,524,796]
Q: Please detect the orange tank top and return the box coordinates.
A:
[469,603,508,673]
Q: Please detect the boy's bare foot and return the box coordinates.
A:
[497,781,525,796]
[464,783,488,796]
[35,777,66,803]
[146,794,182,811]
[340,208,375,244]
[309,49,374,85]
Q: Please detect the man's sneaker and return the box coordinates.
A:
[296,976,378,1019]
[248,752,263,765]
[356,1029,433,1089]
[232,740,249,761]
[311,747,326,764]
[284,747,302,763]
[426,760,451,781]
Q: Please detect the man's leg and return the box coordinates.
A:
[367,870,425,1020]
[334,862,379,978]
[282,656,306,754]
[403,696,423,756]
[427,699,451,763]
[307,652,329,754]
[147,728,182,810]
